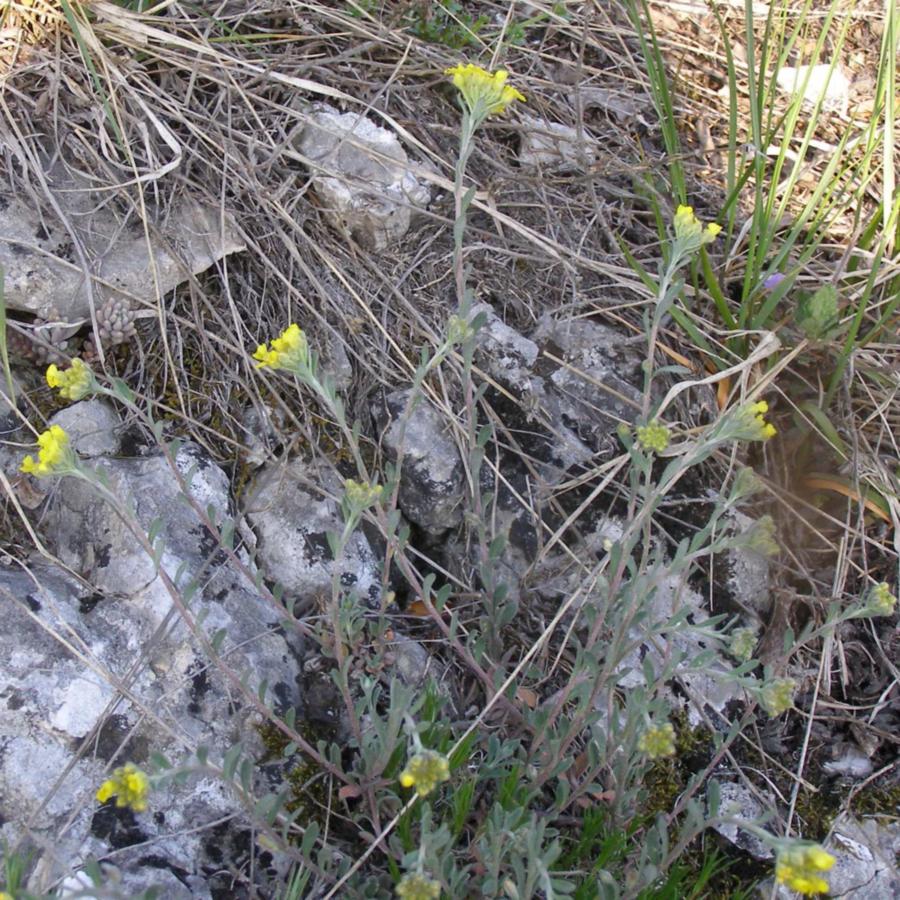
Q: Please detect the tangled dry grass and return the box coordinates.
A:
[1,0,897,896]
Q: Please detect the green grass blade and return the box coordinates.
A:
[626,0,686,202]
[0,265,14,407]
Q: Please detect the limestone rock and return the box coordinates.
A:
[472,303,592,472]
[49,399,121,458]
[826,815,900,897]
[532,314,646,460]
[0,161,244,326]
[0,554,297,897]
[611,568,742,726]
[44,442,237,596]
[373,389,465,534]
[776,63,851,116]
[519,115,596,170]
[296,106,430,251]
[243,456,381,607]
[711,782,774,859]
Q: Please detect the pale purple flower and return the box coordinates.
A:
[763,273,786,290]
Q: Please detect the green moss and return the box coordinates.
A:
[788,771,900,840]
[850,780,900,817]
[792,785,841,841]
[635,713,773,896]
[255,717,336,833]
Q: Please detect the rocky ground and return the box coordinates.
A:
[0,1,897,898]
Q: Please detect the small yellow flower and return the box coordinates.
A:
[396,872,441,900]
[252,324,311,374]
[673,204,721,249]
[20,424,76,478]
[96,763,150,813]
[867,582,897,617]
[759,677,795,717]
[636,421,671,454]
[446,314,475,345]
[775,843,835,895]
[731,467,764,500]
[638,722,676,759]
[445,63,525,119]
[0,891,14,900]
[728,626,758,662]
[344,479,383,512]
[746,515,779,557]
[399,750,450,798]
[733,400,777,441]
[46,358,95,401]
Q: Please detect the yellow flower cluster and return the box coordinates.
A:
[728,626,758,662]
[445,63,525,119]
[636,421,671,454]
[344,479,383,512]
[0,891,13,900]
[673,204,722,248]
[96,763,150,813]
[396,872,441,900]
[638,722,676,759]
[775,843,835,895]
[399,750,450,798]
[868,582,897,617]
[746,514,779,557]
[446,314,475,345]
[20,425,74,478]
[735,400,777,441]
[46,358,94,401]
[732,466,764,500]
[759,677,795,717]
[253,324,311,373]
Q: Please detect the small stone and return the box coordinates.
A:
[776,64,850,115]
[296,105,430,251]
[712,782,774,859]
[373,389,464,535]
[0,159,244,323]
[49,399,121,458]
[519,115,596,170]
[389,632,439,688]
[822,745,874,779]
[243,456,381,605]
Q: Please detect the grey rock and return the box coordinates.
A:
[44,442,236,596]
[472,302,539,396]
[712,782,774,859]
[472,304,592,473]
[243,456,381,606]
[296,105,430,251]
[533,314,647,459]
[611,568,741,726]
[519,115,596,170]
[0,554,297,898]
[822,744,875,779]
[826,815,900,898]
[389,632,441,688]
[767,814,900,898]
[0,161,244,325]
[59,865,209,900]
[580,87,643,121]
[50,399,121,458]
[719,508,771,618]
[374,389,464,534]
[237,401,286,470]
[776,63,851,116]
[32,439,302,739]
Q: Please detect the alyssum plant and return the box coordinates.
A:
[15,62,895,899]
